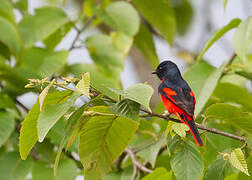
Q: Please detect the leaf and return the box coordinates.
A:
[195,62,227,117]
[229,148,250,176]
[232,17,252,62]
[134,23,159,69]
[110,99,140,121]
[213,83,252,112]
[171,123,189,138]
[19,101,40,160]
[170,141,204,180]
[142,167,172,180]
[85,34,124,71]
[18,7,69,48]
[0,0,15,23]
[183,61,215,98]
[32,158,78,180]
[137,136,165,168]
[0,152,33,180]
[39,79,55,111]
[0,16,21,55]
[104,1,140,36]
[110,32,133,56]
[18,47,68,78]
[197,18,241,62]
[110,83,154,112]
[235,70,252,81]
[79,106,139,180]
[0,112,15,147]
[205,103,252,134]
[172,0,193,35]
[37,91,80,142]
[133,0,176,45]
[76,72,90,98]
[13,0,28,14]
[204,156,231,180]
[223,0,229,9]
[237,156,252,179]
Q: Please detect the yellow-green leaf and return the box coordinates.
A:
[39,79,55,111]
[76,72,90,98]
[229,148,250,176]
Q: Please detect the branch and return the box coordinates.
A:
[140,109,246,144]
[125,148,153,180]
[69,15,95,51]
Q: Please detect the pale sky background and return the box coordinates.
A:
[15,0,252,179]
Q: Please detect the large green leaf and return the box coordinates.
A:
[172,0,193,35]
[0,16,21,55]
[183,61,215,99]
[18,47,68,78]
[134,23,159,69]
[238,156,252,180]
[0,152,33,180]
[232,17,252,62]
[205,103,252,134]
[19,102,40,160]
[18,7,69,48]
[213,83,252,112]
[110,83,153,112]
[204,156,231,180]
[170,141,204,180]
[142,167,172,180]
[0,112,15,147]
[79,106,139,180]
[104,1,140,36]
[195,62,227,117]
[0,0,15,23]
[110,99,140,121]
[37,91,80,142]
[133,0,176,45]
[197,18,241,62]
[32,158,78,180]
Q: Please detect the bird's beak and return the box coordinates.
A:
[152,71,157,74]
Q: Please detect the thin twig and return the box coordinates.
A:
[125,148,153,177]
[69,15,95,51]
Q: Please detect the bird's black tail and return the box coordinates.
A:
[179,114,204,146]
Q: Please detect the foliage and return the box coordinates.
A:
[0,0,251,180]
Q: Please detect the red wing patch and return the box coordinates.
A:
[190,90,196,105]
[163,88,177,103]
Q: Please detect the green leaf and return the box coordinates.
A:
[104,1,140,36]
[18,7,69,48]
[170,141,204,180]
[110,32,133,56]
[205,103,252,134]
[235,70,252,81]
[237,156,252,180]
[79,106,139,180]
[204,156,231,180]
[13,0,28,14]
[18,47,68,78]
[0,0,15,23]
[183,61,215,98]
[134,23,159,69]
[137,136,165,168]
[223,0,229,9]
[229,148,250,176]
[171,122,189,138]
[76,72,90,98]
[197,18,241,62]
[121,166,140,180]
[142,168,172,180]
[37,91,80,142]
[86,34,124,71]
[110,99,140,121]
[32,158,78,180]
[19,101,40,160]
[213,83,252,112]
[172,0,193,35]
[232,17,252,62]
[195,62,227,117]
[110,83,154,112]
[0,112,15,147]
[0,152,33,180]
[133,0,176,45]
[39,79,55,111]
[0,16,21,55]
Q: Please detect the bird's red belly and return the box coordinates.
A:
[160,94,184,115]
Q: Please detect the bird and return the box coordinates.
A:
[152,60,203,146]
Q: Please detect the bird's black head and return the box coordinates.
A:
[152,61,182,81]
